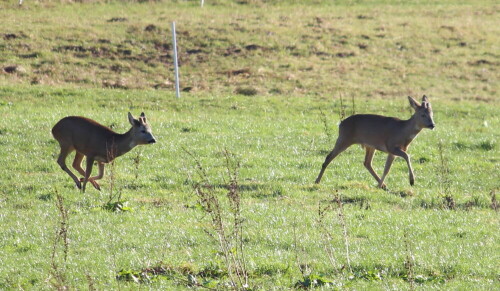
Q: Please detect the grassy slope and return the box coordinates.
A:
[0,0,499,290]
[1,0,498,99]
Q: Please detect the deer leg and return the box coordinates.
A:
[379,154,396,189]
[82,156,95,193]
[315,138,351,184]
[72,152,86,177]
[363,146,383,185]
[56,145,81,189]
[88,162,105,191]
[74,154,102,190]
[391,148,415,186]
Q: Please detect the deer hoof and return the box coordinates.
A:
[75,181,82,189]
[91,180,101,191]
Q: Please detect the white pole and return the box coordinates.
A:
[201,0,204,7]
[171,22,180,98]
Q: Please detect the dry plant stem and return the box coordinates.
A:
[194,183,242,287]
[319,108,332,142]
[106,159,123,205]
[338,91,346,121]
[335,192,351,271]
[133,150,141,181]
[182,146,209,184]
[50,192,70,290]
[107,161,116,204]
[403,230,415,290]
[437,141,455,209]
[223,149,248,287]
[292,218,306,277]
[491,190,498,212]
[107,146,115,202]
[316,192,351,272]
[86,274,96,291]
[105,143,122,205]
[186,147,248,288]
[317,201,338,269]
[438,141,451,194]
[351,93,356,116]
[55,193,69,262]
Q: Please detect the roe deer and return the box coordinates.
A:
[315,95,435,188]
[52,112,156,192]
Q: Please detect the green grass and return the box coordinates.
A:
[1,0,499,289]
[1,86,498,289]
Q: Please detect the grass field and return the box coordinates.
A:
[1,0,499,290]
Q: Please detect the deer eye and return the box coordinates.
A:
[141,129,146,133]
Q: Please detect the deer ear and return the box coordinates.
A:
[128,112,140,126]
[422,95,429,103]
[408,96,420,110]
[140,112,147,123]
[128,112,134,125]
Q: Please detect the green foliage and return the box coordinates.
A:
[235,87,259,96]
[102,200,132,212]
[295,274,334,289]
[116,269,145,283]
[116,265,175,284]
[351,269,383,281]
[116,263,225,288]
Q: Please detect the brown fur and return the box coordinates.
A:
[52,112,156,192]
[315,96,435,188]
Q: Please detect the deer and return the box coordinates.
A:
[315,95,435,189]
[52,112,156,193]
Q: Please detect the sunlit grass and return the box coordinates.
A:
[0,0,498,289]
[0,85,498,289]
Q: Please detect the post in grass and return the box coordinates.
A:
[171,22,180,98]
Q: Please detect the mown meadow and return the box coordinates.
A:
[1,0,499,289]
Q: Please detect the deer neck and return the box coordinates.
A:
[404,115,423,141]
[108,128,137,160]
